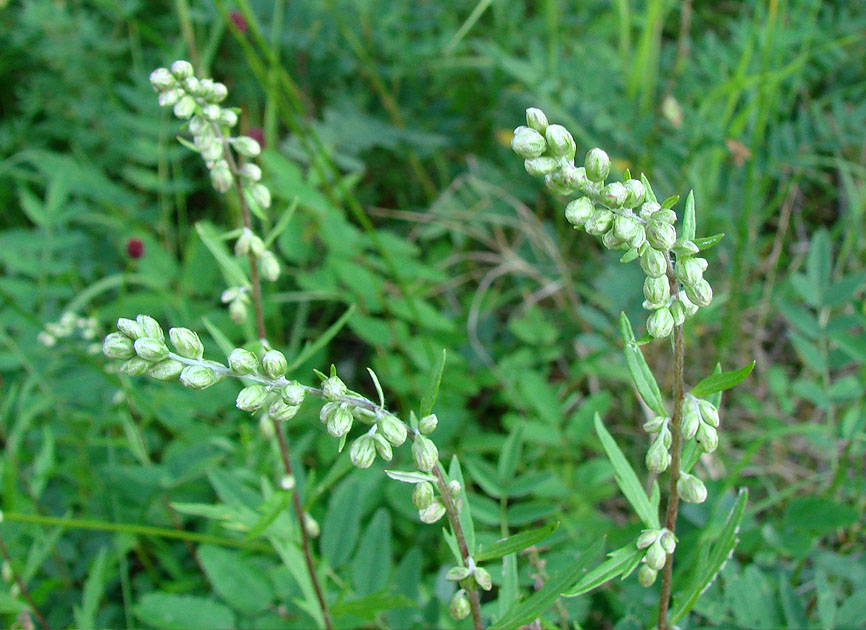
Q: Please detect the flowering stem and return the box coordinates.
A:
[272,419,333,630]
[657,261,686,630]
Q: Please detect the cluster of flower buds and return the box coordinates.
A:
[39,312,102,354]
[445,559,492,619]
[682,394,720,454]
[512,107,714,339]
[149,61,280,325]
[635,528,677,587]
[642,415,673,474]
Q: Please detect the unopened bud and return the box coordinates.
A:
[675,256,703,287]
[614,214,641,243]
[565,197,594,227]
[412,435,439,472]
[697,399,720,427]
[236,385,269,412]
[511,126,547,159]
[685,279,713,307]
[121,357,150,376]
[169,327,204,359]
[233,136,261,157]
[239,163,262,181]
[269,399,299,421]
[643,276,671,306]
[228,348,258,375]
[446,566,471,582]
[448,479,461,499]
[304,513,320,537]
[170,60,194,79]
[249,183,271,209]
[602,228,626,250]
[682,401,700,440]
[210,161,233,193]
[669,299,686,326]
[117,318,146,340]
[646,220,677,250]
[349,435,376,469]
[645,437,671,473]
[673,238,700,256]
[645,540,667,571]
[622,179,646,208]
[103,333,135,360]
[677,472,708,503]
[600,182,627,208]
[201,103,222,122]
[584,208,614,236]
[473,567,493,591]
[136,314,164,340]
[149,67,175,90]
[173,95,196,120]
[638,564,658,587]
[642,415,666,433]
[659,530,676,554]
[695,422,718,453]
[526,108,549,133]
[133,337,169,362]
[372,433,393,461]
[326,405,354,438]
[281,381,306,406]
[419,499,446,524]
[640,247,668,278]
[321,375,347,402]
[646,307,674,339]
[147,359,184,381]
[158,89,183,107]
[378,414,407,446]
[636,529,660,549]
[584,148,610,182]
[560,165,589,191]
[260,250,280,281]
[210,82,228,103]
[261,349,287,379]
[524,156,558,177]
[280,475,295,490]
[180,365,216,389]
[412,481,435,510]
[419,414,438,435]
[639,201,661,221]
[220,109,238,127]
[544,124,576,160]
[449,590,471,620]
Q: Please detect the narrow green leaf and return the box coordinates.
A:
[562,543,643,597]
[475,522,558,562]
[367,368,385,407]
[807,229,832,292]
[75,546,109,629]
[693,233,725,251]
[498,424,524,483]
[669,488,748,624]
[683,190,696,241]
[498,553,519,622]
[286,304,356,372]
[690,361,755,397]
[594,414,659,528]
[331,592,414,620]
[640,174,658,203]
[492,538,603,628]
[195,222,248,288]
[449,456,475,555]
[263,198,299,248]
[244,491,290,540]
[201,317,235,358]
[420,349,447,417]
[661,194,680,209]
[620,313,666,416]
[384,470,436,484]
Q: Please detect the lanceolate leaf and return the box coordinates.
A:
[594,414,659,529]
[694,233,725,251]
[620,313,666,416]
[420,349,447,417]
[384,470,436,484]
[474,522,558,562]
[669,489,748,624]
[562,543,643,598]
[690,361,755,397]
[492,538,604,628]
[683,190,696,241]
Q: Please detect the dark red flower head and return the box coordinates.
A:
[229,11,248,33]
[126,238,144,259]
[246,127,265,150]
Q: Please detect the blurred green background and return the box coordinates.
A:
[0,0,864,628]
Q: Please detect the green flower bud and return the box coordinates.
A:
[645,540,667,571]
[249,183,272,209]
[170,60,194,79]
[304,513,320,537]
[233,136,261,158]
[602,228,626,250]
[412,435,439,472]
[239,163,262,181]
[229,300,248,325]
[622,179,646,208]
[321,375,347,402]
[614,214,641,244]
[678,293,699,318]
[228,348,258,375]
[684,279,713,307]
[627,224,646,249]
[638,565,658,587]
[200,140,223,163]
[682,400,700,440]
[565,197,594,227]
[326,404,354,438]
[446,566,471,582]
[473,567,493,591]
[120,357,150,376]
[261,349,287,379]
[584,208,614,236]
[647,307,674,339]
[675,256,704,287]
[158,89,183,107]
[103,333,135,360]
[419,414,438,435]
[645,436,671,473]
[378,414,407,446]
[210,161,233,193]
[659,530,676,554]
[281,381,306,406]
[636,529,660,549]
[524,156,559,177]
[642,415,667,432]
[448,480,462,499]
[511,126,547,159]
[173,95,196,120]
[646,220,677,250]
[236,385,269,412]
[544,170,574,196]
[544,124,575,159]
[643,276,671,306]
[149,67,175,91]
[419,499,446,524]
[201,103,221,122]
[349,435,376,469]
[169,327,204,359]
[260,251,280,282]
[695,422,718,453]
[697,399,720,427]
[269,399,299,421]
[117,317,146,340]
[639,201,661,221]
[677,472,708,503]
[584,148,610,182]
[133,337,169,362]
[412,481,435,510]
[600,182,627,208]
[319,402,339,425]
[449,590,471,620]
[220,109,238,127]
[179,365,216,389]
[654,209,678,224]
[672,238,700,256]
[147,359,184,381]
[526,107,548,133]
[210,82,228,103]
[136,314,164,340]
[640,247,667,278]
[669,299,686,326]
[372,432,393,461]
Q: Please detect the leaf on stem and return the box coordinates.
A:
[474,521,558,562]
[690,361,755,397]
[620,312,667,416]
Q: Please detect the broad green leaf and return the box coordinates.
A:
[474,522,558,562]
[493,538,603,627]
[807,229,832,293]
[352,509,392,595]
[134,593,235,630]
[420,349,447,417]
[320,477,362,567]
[286,304,356,372]
[683,190,696,241]
[384,470,436,484]
[669,488,748,624]
[595,413,659,528]
[690,361,755,397]
[815,569,836,630]
[783,496,859,532]
[620,313,666,416]
[198,545,273,615]
[562,543,642,597]
[693,233,725,251]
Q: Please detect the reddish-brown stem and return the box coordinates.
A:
[273,419,333,630]
[0,534,51,630]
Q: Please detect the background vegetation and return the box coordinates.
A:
[0,0,864,627]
